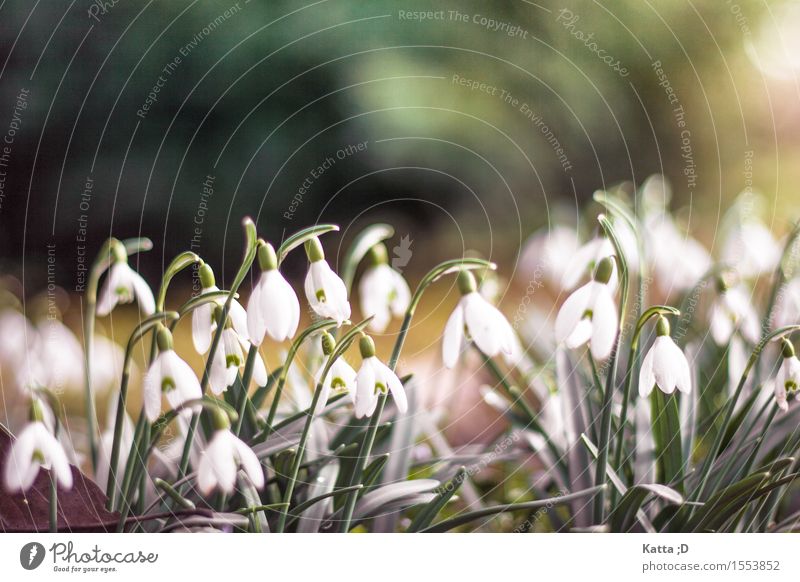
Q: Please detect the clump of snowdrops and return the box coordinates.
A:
[3,176,800,533]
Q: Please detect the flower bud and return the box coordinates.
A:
[257,241,278,272]
[156,324,174,352]
[359,334,376,358]
[321,331,336,356]
[457,269,477,295]
[110,238,127,263]
[210,405,231,431]
[593,256,614,285]
[368,243,389,266]
[199,262,215,288]
[305,237,325,263]
[656,315,671,337]
[781,337,796,359]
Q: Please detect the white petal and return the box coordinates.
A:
[589,287,618,360]
[96,263,124,316]
[652,336,678,394]
[142,356,164,422]
[639,344,657,397]
[192,301,214,354]
[229,299,249,342]
[355,360,377,418]
[555,283,593,343]
[442,302,465,368]
[128,268,156,315]
[233,436,264,489]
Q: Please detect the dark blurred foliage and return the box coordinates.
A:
[0,0,785,290]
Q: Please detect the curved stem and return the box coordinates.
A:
[338,258,494,532]
[689,325,800,509]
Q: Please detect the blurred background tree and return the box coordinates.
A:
[0,0,797,289]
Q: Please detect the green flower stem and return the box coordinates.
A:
[147,252,200,361]
[49,470,58,532]
[176,219,257,487]
[234,346,259,436]
[106,312,178,509]
[689,325,800,511]
[338,258,494,532]
[275,321,369,532]
[612,307,680,479]
[116,414,146,527]
[482,352,568,479]
[259,319,340,443]
[83,237,152,473]
[593,215,630,524]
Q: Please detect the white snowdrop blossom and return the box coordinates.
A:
[247,243,300,344]
[142,327,202,422]
[645,214,712,295]
[518,225,580,289]
[561,237,617,291]
[722,220,781,279]
[774,340,800,412]
[355,336,407,418]
[555,257,618,361]
[209,327,268,395]
[197,411,264,495]
[772,277,800,330]
[359,245,411,332]
[638,317,692,397]
[313,335,357,416]
[709,284,760,346]
[304,237,351,325]
[442,270,516,368]
[191,263,249,354]
[97,260,155,317]
[4,410,73,493]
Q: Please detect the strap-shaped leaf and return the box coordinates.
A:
[650,389,684,493]
[610,484,683,532]
[408,467,467,532]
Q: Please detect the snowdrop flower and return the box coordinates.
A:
[247,242,300,344]
[518,225,580,289]
[96,245,155,316]
[358,243,410,332]
[774,339,800,412]
[142,326,202,422]
[442,270,516,368]
[646,214,712,295]
[313,332,357,415]
[304,237,351,325]
[638,316,692,397]
[722,219,781,279]
[208,319,268,395]
[355,335,407,418]
[709,280,760,345]
[197,408,264,495]
[772,277,800,329]
[4,399,72,493]
[191,262,249,354]
[555,256,618,360]
[561,236,617,291]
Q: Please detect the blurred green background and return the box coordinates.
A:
[1,0,798,289]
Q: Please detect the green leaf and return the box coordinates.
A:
[610,484,683,532]
[277,224,339,265]
[408,467,467,532]
[421,485,607,533]
[650,389,684,493]
[360,453,390,496]
[687,472,770,531]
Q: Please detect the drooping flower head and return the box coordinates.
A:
[442,269,516,368]
[3,398,72,493]
[191,262,249,354]
[639,316,692,397]
[304,237,351,326]
[709,275,760,346]
[247,241,300,344]
[197,406,264,496]
[209,307,268,395]
[142,325,202,422]
[313,332,357,416]
[358,243,411,332]
[774,338,800,412]
[554,256,619,360]
[96,241,155,317]
[355,335,407,418]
